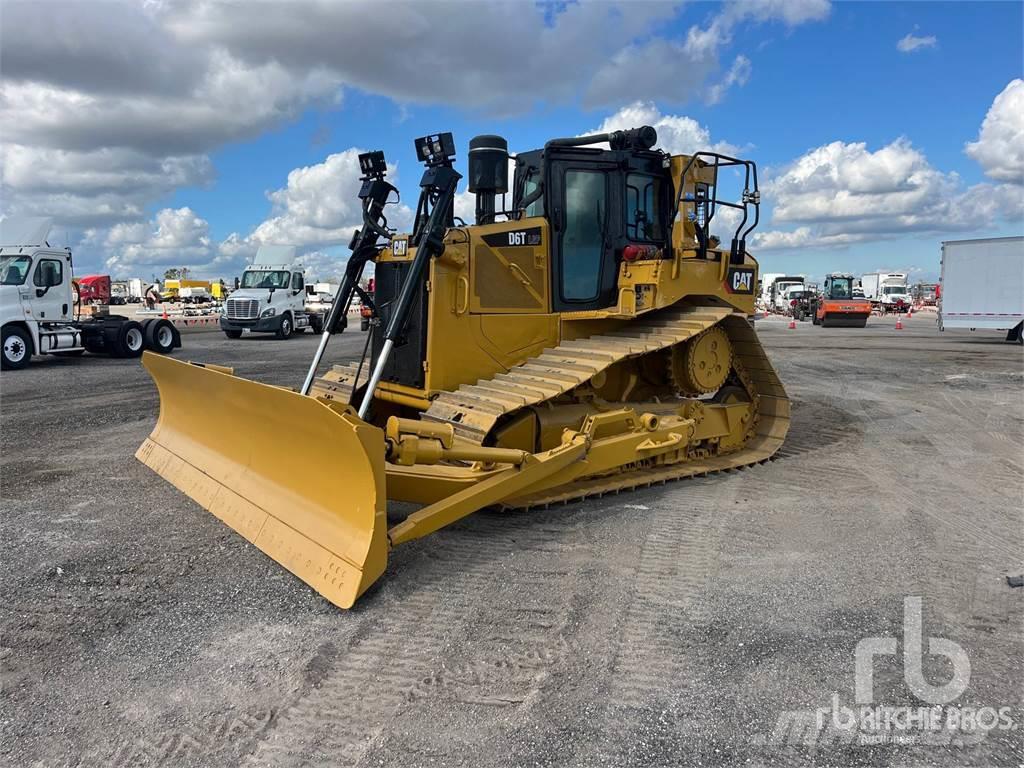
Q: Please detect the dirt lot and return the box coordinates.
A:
[2,317,1022,767]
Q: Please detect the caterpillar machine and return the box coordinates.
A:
[137,127,790,608]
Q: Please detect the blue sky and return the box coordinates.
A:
[3,1,1022,283]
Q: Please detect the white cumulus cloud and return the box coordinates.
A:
[251,149,412,246]
[753,137,1023,250]
[589,102,740,156]
[965,79,1024,184]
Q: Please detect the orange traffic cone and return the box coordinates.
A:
[788,318,796,329]
[895,314,903,330]
[161,303,169,320]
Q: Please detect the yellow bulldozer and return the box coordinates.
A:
[137,127,789,609]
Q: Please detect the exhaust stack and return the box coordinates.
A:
[468,135,508,226]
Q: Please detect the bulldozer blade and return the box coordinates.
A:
[135,352,388,609]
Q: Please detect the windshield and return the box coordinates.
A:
[241,270,290,289]
[828,278,854,298]
[0,255,32,285]
[882,285,906,295]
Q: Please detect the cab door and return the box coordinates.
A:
[550,163,620,312]
[290,271,306,313]
[30,255,71,321]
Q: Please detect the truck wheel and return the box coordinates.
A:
[107,321,145,358]
[310,315,324,334]
[224,329,243,339]
[1,326,32,370]
[276,314,293,339]
[145,319,176,353]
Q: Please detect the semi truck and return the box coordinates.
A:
[76,274,111,304]
[861,271,911,313]
[1,218,182,370]
[769,276,805,312]
[110,281,131,305]
[220,246,325,339]
[938,237,1024,344]
[912,282,938,306]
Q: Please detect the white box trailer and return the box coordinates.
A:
[759,272,784,307]
[939,237,1024,343]
[127,278,146,302]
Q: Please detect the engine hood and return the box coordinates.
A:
[227,289,274,301]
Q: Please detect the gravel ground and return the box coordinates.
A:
[2,317,1022,767]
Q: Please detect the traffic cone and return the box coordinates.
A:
[161,303,169,320]
[895,314,903,330]
[788,318,796,330]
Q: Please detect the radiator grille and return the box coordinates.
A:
[225,298,259,320]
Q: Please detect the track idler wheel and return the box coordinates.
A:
[671,325,732,395]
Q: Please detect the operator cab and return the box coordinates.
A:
[824,275,856,299]
[509,127,758,313]
[511,135,672,312]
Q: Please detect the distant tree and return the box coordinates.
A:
[164,268,181,280]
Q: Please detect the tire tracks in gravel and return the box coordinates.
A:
[573,475,741,766]
[241,509,592,767]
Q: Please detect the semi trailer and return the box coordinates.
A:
[938,237,1024,343]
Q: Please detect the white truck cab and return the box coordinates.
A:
[1,217,180,370]
[770,277,805,312]
[861,272,911,312]
[221,246,324,340]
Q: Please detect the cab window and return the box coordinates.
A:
[625,173,664,242]
[33,259,63,287]
[828,278,852,298]
[561,170,607,302]
[521,168,543,218]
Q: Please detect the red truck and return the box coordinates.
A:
[75,275,111,304]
